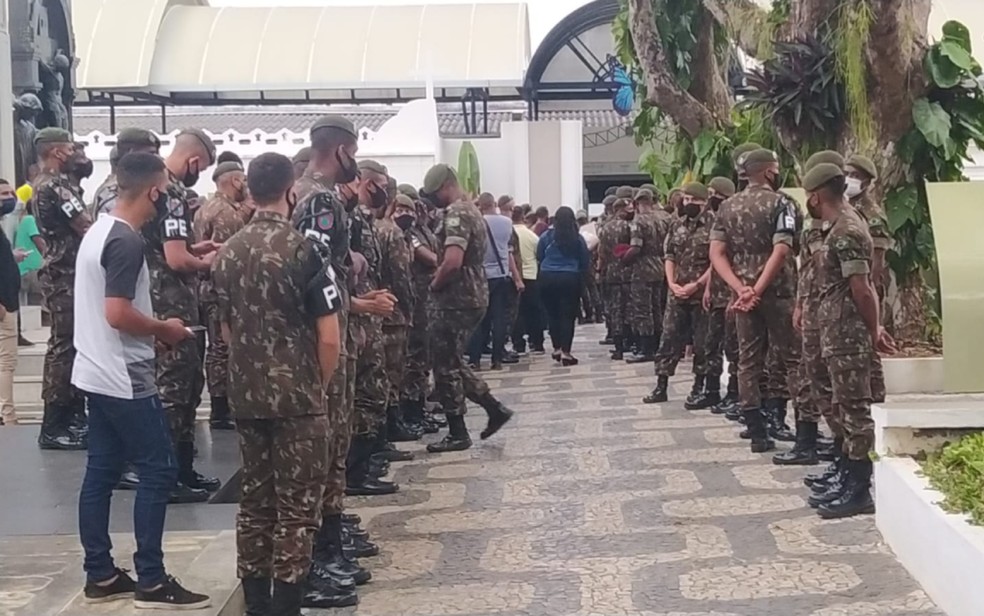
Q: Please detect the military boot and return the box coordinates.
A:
[38,404,87,450]
[209,396,235,430]
[610,336,625,361]
[805,438,844,487]
[242,577,271,616]
[427,414,473,453]
[683,375,704,408]
[766,398,796,442]
[643,375,669,404]
[808,464,847,508]
[625,335,655,364]
[346,436,399,496]
[301,573,358,610]
[342,524,380,558]
[772,421,819,466]
[742,408,774,453]
[403,397,437,434]
[817,436,840,461]
[373,440,414,462]
[473,392,513,440]
[817,458,875,519]
[312,515,371,586]
[386,405,421,442]
[687,374,722,410]
[712,375,739,415]
[68,401,89,439]
[176,441,222,493]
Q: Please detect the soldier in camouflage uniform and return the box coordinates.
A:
[145,129,222,503]
[90,128,161,219]
[31,128,92,450]
[597,197,634,359]
[846,154,890,403]
[212,152,348,614]
[293,146,312,181]
[596,194,618,345]
[799,163,896,519]
[625,189,669,364]
[709,149,800,454]
[193,160,250,430]
[644,183,713,404]
[422,164,513,453]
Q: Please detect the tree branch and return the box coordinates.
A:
[702,0,770,59]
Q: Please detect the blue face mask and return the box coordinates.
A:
[0,197,17,216]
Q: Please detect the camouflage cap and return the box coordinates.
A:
[292,146,312,165]
[804,150,845,173]
[635,188,654,202]
[743,148,779,168]
[178,128,216,165]
[358,159,388,176]
[846,154,878,180]
[116,127,160,150]
[708,177,736,198]
[604,186,618,197]
[393,194,415,209]
[731,142,762,164]
[423,163,457,194]
[802,163,844,192]
[311,116,357,138]
[212,160,244,181]
[682,182,708,200]
[398,183,419,200]
[34,127,72,144]
[615,185,636,199]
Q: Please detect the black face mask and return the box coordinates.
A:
[151,188,169,221]
[337,149,359,183]
[737,178,749,192]
[369,185,388,210]
[806,196,822,220]
[72,159,94,180]
[183,162,200,188]
[0,197,17,216]
[344,193,359,212]
[766,171,782,191]
[394,214,414,231]
[286,190,297,215]
[681,203,701,218]
[708,196,724,212]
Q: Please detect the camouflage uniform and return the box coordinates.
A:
[430,200,490,416]
[798,219,830,428]
[705,230,733,382]
[597,218,631,338]
[213,209,340,584]
[89,175,119,219]
[144,176,205,448]
[709,185,800,412]
[351,206,387,436]
[654,210,712,376]
[292,171,351,517]
[627,211,667,338]
[194,193,251,399]
[817,208,875,460]
[852,193,890,403]
[403,220,439,403]
[375,217,415,407]
[31,170,89,432]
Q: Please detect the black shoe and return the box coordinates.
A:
[302,575,358,609]
[561,356,579,366]
[765,399,796,442]
[817,443,838,461]
[598,336,614,346]
[643,375,669,404]
[772,422,819,466]
[481,404,513,440]
[724,407,742,421]
[501,353,520,365]
[343,529,381,559]
[38,431,87,451]
[209,418,235,430]
[818,459,875,519]
[373,447,414,462]
[368,459,390,479]
[683,375,704,408]
[134,575,210,610]
[686,377,721,411]
[610,336,624,361]
[387,406,422,443]
[742,409,775,453]
[168,482,210,504]
[342,513,362,525]
[804,461,839,488]
[427,434,473,452]
[817,435,834,449]
[116,468,140,490]
[209,396,235,430]
[17,334,34,347]
[808,476,846,508]
[181,470,221,493]
[83,568,136,604]
[346,476,399,496]
[712,376,739,414]
[241,577,271,616]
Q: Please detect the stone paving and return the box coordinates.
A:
[338,324,941,616]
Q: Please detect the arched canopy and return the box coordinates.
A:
[73,1,531,105]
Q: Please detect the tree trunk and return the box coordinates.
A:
[688,7,734,115]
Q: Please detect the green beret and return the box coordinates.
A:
[292,147,312,165]
[311,116,357,138]
[358,159,387,176]
[682,182,709,200]
[602,195,617,207]
[640,183,658,194]
[804,150,845,173]
[708,177,735,198]
[604,186,618,197]
[393,194,415,209]
[846,154,878,180]
[635,188,654,201]
[212,160,244,181]
[731,142,762,164]
[116,127,160,150]
[802,163,844,192]
[109,146,120,165]
[397,183,419,200]
[743,148,780,168]
[615,185,636,199]
[612,197,630,210]
[423,164,457,194]
[178,128,216,165]
[34,127,72,144]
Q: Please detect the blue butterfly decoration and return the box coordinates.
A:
[609,56,636,117]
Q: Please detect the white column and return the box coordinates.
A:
[0,0,15,185]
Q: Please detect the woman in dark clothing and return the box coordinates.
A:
[536,206,591,366]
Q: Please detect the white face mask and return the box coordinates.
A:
[845,177,863,199]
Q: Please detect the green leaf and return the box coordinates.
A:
[693,131,716,160]
[941,40,975,71]
[885,185,919,234]
[913,99,953,148]
[943,20,973,53]
[925,48,963,88]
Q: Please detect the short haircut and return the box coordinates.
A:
[819,175,847,198]
[248,153,294,205]
[36,141,65,161]
[477,192,496,209]
[497,194,514,209]
[311,126,357,154]
[116,153,167,200]
[535,206,549,219]
[0,178,9,185]
[511,207,525,223]
[217,151,242,165]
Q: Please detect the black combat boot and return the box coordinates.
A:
[177,441,222,493]
[712,375,739,415]
[346,436,399,496]
[687,374,722,410]
[643,375,669,404]
[301,572,358,610]
[472,392,513,440]
[625,335,655,364]
[342,523,380,558]
[242,577,271,616]
[367,456,390,479]
[68,400,89,439]
[817,458,875,519]
[817,436,839,461]
[427,414,473,453]
[116,463,140,490]
[312,515,371,586]
[683,375,704,408]
[38,404,86,450]
[372,440,414,462]
[403,397,437,434]
[808,462,847,508]
[772,421,819,466]
[599,327,614,345]
[765,398,796,442]
[386,405,421,442]
[610,336,624,361]
[805,438,844,487]
[742,408,774,453]
[168,480,209,504]
[209,396,235,430]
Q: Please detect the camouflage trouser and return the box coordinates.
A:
[321,344,352,517]
[431,307,490,416]
[382,324,407,407]
[829,353,874,460]
[157,333,205,445]
[401,293,431,403]
[40,278,83,414]
[725,311,738,376]
[581,272,603,320]
[654,298,707,377]
[202,302,228,398]
[353,317,386,436]
[764,327,802,401]
[735,295,797,411]
[703,307,727,378]
[800,327,825,426]
[605,282,628,337]
[870,353,886,403]
[628,281,660,337]
[237,415,329,584]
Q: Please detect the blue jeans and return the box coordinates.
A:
[78,392,177,588]
[468,277,513,365]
